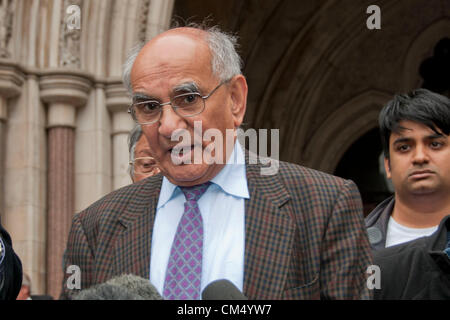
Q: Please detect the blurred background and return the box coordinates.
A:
[0,0,448,298]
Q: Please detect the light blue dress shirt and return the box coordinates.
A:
[150,141,249,297]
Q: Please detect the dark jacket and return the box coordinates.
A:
[0,221,22,300]
[373,215,450,300]
[365,196,394,250]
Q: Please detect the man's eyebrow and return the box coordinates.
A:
[426,133,445,140]
[393,137,412,145]
[132,92,157,102]
[393,133,445,145]
[173,82,199,94]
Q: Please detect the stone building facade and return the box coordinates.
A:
[0,0,449,298]
[0,0,174,298]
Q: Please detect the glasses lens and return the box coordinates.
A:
[133,101,161,123]
[172,93,204,116]
[134,157,157,174]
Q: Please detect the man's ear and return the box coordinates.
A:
[384,157,391,179]
[228,75,248,128]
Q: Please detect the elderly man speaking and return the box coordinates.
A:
[61,26,372,300]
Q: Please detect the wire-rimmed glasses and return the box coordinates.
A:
[128,80,228,125]
[130,156,160,175]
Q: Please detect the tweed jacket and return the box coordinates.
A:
[61,157,372,300]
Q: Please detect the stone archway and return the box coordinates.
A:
[402,18,450,92]
[0,0,175,296]
[303,89,392,173]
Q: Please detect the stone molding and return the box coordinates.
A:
[0,61,25,120]
[0,60,135,128]
[39,71,92,106]
[106,80,134,136]
[0,0,14,59]
[105,80,131,113]
[39,71,93,128]
[59,0,83,68]
[0,61,25,98]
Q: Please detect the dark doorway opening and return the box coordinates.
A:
[334,128,393,216]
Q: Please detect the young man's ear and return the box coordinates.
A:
[384,157,391,179]
[229,75,248,128]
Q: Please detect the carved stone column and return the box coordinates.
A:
[40,72,90,298]
[0,62,24,213]
[0,0,14,59]
[106,81,134,189]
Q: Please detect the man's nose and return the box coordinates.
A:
[412,144,430,165]
[158,104,187,138]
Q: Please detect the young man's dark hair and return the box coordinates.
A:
[379,88,450,159]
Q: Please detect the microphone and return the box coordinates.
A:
[74,274,163,300]
[202,279,248,300]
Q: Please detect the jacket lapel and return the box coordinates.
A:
[243,153,294,299]
[113,175,163,279]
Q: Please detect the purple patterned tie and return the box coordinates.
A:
[163,182,211,300]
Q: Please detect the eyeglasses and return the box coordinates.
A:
[128,80,228,125]
[129,157,160,175]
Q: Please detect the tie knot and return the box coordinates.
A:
[181,182,211,202]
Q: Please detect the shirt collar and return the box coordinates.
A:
[157,141,249,210]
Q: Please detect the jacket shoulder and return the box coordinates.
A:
[277,160,356,194]
[74,175,162,231]
[270,160,362,215]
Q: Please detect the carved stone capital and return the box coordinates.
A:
[40,70,92,128]
[0,61,25,98]
[39,70,92,107]
[105,80,131,113]
[0,61,25,120]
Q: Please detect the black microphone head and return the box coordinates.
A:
[74,274,163,300]
[202,279,248,300]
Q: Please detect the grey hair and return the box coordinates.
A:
[127,125,143,179]
[205,25,243,81]
[123,43,145,95]
[122,25,243,95]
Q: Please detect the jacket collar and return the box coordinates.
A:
[365,196,394,250]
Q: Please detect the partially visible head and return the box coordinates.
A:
[16,273,31,300]
[124,25,248,186]
[379,88,450,160]
[128,125,160,182]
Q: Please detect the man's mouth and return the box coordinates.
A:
[409,169,435,179]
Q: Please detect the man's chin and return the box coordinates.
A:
[407,182,439,195]
[163,163,210,186]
